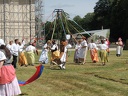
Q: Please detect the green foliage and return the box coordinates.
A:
[73,15,82,25]
[82,13,96,30]
[72,0,128,42]
[124,39,128,50]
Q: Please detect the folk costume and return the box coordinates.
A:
[39,40,51,64]
[50,41,60,65]
[74,41,81,63]
[0,39,21,96]
[116,38,123,57]
[26,44,37,66]
[99,40,108,65]
[18,40,28,67]
[78,37,88,64]
[105,38,110,55]
[59,40,72,69]
[88,41,99,63]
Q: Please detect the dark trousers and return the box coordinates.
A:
[12,55,18,68]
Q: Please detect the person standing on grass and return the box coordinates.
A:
[74,40,81,63]
[10,39,20,68]
[78,36,88,64]
[88,39,99,63]
[116,37,124,57]
[18,40,28,67]
[59,39,72,69]
[26,43,38,66]
[0,39,21,96]
[39,40,51,64]
[105,38,110,55]
[99,40,108,66]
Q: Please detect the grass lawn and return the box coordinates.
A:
[17,50,128,96]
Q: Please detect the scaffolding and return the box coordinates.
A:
[0,0,44,44]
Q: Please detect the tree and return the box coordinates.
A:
[73,15,82,25]
[94,0,114,29]
[109,0,128,41]
[81,13,96,30]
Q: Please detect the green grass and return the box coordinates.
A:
[17,50,128,96]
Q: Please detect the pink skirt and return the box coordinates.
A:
[0,65,16,84]
[0,77,21,96]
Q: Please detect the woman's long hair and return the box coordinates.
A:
[0,45,11,59]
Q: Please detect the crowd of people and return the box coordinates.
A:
[0,37,124,95]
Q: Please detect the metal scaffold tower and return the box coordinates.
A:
[0,0,44,45]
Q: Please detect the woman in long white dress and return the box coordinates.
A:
[39,40,51,64]
[74,40,81,63]
[78,37,88,64]
[116,37,123,57]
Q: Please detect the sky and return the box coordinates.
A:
[44,0,99,20]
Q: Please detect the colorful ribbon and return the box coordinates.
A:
[18,64,44,86]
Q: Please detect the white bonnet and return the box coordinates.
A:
[0,39,5,46]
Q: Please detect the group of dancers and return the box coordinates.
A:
[6,39,38,68]
[39,36,124,67]
[39,36,108,67]
[39,39,72,69]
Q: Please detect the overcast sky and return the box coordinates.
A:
[44,0,98,19]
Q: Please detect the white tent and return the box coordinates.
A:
[74,29,110,43]
[80,29,110,38]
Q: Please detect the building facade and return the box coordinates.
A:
[0,0,44,44]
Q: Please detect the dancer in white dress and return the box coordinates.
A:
[39,40,51,64]
[116,37,123,57]
[78,36,88,64]
[74,40,81,63]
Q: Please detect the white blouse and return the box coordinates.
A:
[99,44,108,50]
[88,43,98,50]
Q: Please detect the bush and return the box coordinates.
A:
[124,39,128,50]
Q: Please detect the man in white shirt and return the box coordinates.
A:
[6,40,13,51]
[10,39,19,68]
